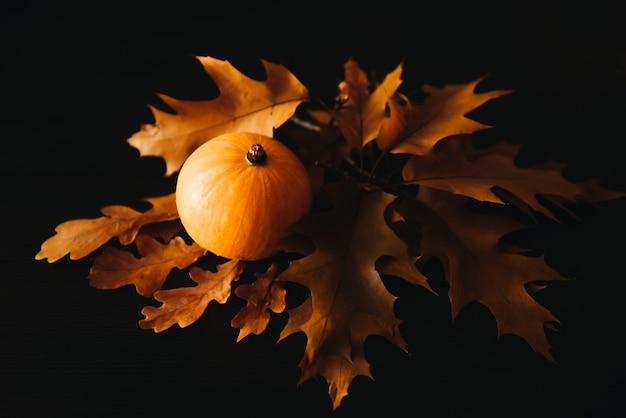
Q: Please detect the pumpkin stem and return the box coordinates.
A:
[246,144,267,165]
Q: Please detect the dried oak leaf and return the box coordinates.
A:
[89,234,206,297]
[35,193,179,263]
[333,59,403,150]
[139,259,245,332]
[277,177,428,410]
[231,263,287,341]
[395,186,569,361]
[402,136,626,221]
[377,76,513,154]
[127,56,310,176]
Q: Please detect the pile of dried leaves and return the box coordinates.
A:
[36,56,625,409]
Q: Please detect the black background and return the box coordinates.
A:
[2,1,626,417]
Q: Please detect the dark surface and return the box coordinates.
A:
[2,1,626,417]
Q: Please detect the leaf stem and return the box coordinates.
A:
[366,151,387,183]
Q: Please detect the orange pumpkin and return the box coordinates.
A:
[175,132,313,261]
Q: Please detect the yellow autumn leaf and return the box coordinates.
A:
[333,59,403,150]
[35,194,179,263]
[139,259,245,331]
[128,56,309,176]
[88,235,206,297]
[377,76,512,154]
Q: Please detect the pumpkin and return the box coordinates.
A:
[175,132,313,261]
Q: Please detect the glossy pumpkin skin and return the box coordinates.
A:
[175,132,313,261]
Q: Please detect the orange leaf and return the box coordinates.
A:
[396,187,569,361]
[377,76,513,154]
[35,194,179,263]
[127,56,309,176]
[139,259,245,332]
[88,235,206,297]
[231,263,286,341]
[402,136,626,221]
[333,59,403,150]
[277,177,427,409]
